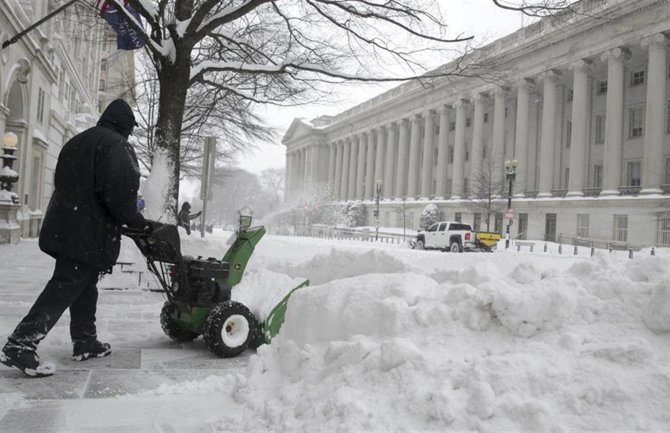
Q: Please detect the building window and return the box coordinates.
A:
[593,164,603,188]
[630,69,645,86]
[628,105,644,138]
[435,124,440,135]
[564,167,570,189]
[595,114,605,143]
[494,213,503,233]
[482,146,487,159]
[613,215,628,242]
[577,214,590,237]
[449,121,455,131]
[473,213,481,231]
[434,147,439,161]
[37,88,45,124]
[518,213,528,240]
[566,121,572,148]
[484,113,489,123]
[464,178,469,194]
[101,58,107,71]
[466,118,471,128]
[448,146,454,163]
[666,158,670,184]
[657,214,670,246]
[99,80,106,92]
[666,100,670,134]
[627,161,641,186]
[455,212,462,222]
[567,89,574,102]
[504,107,509,118]
[597,80,608,95]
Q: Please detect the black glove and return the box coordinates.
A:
[126,212,149,232]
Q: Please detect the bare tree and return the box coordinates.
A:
[465,158,507,232]
[259,167,285,206]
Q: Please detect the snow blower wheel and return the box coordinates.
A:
[203,301,259,357]
[160,302,200,342]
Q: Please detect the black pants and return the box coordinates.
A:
[8,257,100,351]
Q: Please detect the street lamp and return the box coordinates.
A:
[504,159,518,249]
[374,180,382,240]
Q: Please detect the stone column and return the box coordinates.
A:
[285,151,294,200]
[340,139,352,200]
[641,34,669,194]
[374,127,385,197]
[295,149,302,194]
[365,130,376,199]
[334,141,344,200]
[514,79,534,197]
[601,47,630,196]
[406,114,422,199]
[435,105,450,199]
[452,98,469,199]
[538,70,561,198]
[384,123,397,200]
[567,60,593,197]
[470,93,487,194]
[395,119,410,198]
[492,86,508,188]
[356,132,367,199]
[420,110,435,199]
[327,142,336,193]
[348,136,359,200]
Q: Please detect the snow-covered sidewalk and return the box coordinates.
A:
[1,233,670,432]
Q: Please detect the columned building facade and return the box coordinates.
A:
[282,0,670,247]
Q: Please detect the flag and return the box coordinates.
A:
[96,1,145,51]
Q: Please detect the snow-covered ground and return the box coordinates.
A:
[1,229,670,432]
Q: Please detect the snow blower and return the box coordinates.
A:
[121,212,308,357]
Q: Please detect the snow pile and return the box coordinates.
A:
[214,249,670,432]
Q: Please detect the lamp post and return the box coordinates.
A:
[374,180,382,241]
[504,159,518,249]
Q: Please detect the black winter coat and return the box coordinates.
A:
[39,100,143,271]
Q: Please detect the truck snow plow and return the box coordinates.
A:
[413,221,501,252]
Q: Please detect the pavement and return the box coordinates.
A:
[0,239,252,433]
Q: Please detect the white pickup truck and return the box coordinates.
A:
[414,221,501,252]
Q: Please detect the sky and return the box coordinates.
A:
[1,230,669,431]
[236,1,528,175]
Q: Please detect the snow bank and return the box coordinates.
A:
[217,247,670,432]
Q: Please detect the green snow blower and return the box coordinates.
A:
[121,212,308,357]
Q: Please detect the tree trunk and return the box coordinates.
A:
[152,53,190,221]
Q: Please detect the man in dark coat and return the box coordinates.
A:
[177,202,201,235]
[0,99,146,377]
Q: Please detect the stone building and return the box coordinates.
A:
[282,0,670,248]
[0,1,133,243]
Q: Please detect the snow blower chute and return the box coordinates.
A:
[121,213,308,357]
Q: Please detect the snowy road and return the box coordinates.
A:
[1,232,669,432]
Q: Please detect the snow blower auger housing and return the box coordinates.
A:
[122,215,306,358]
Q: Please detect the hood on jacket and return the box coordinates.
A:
[97,99,137,139]
[181,202,191,211]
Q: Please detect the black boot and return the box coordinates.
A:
[72,340,111,361]
[0,343,55,377]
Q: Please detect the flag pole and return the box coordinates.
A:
[1,0,80,50]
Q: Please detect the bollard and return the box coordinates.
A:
[609,246,613,253]
[574,245,578,255]
[544,243,547,253]
[517,244,521,252]
[651,247,656,256]
[628,248,633,259]
[590,246,595,257]
[558,244,562,255]
[530,244,534,253]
